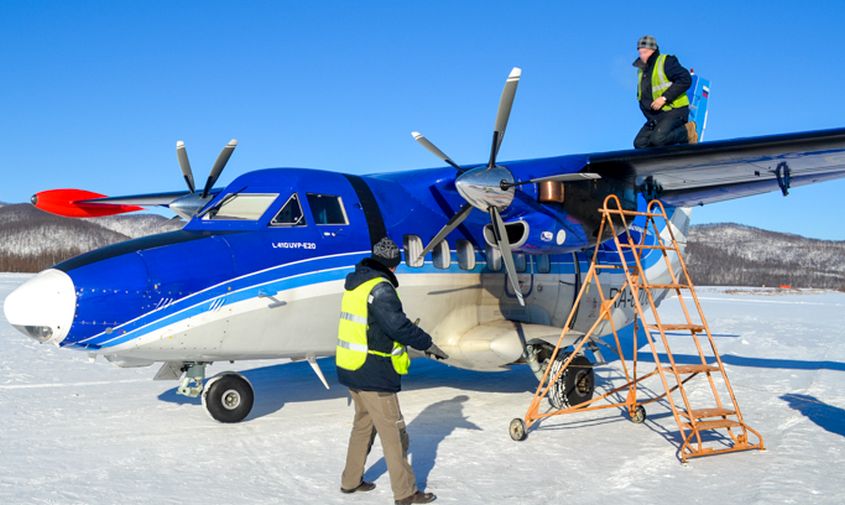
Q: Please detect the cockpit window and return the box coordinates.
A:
[306,193,348,225]
[202,193,278,221]
[271,194,306,226]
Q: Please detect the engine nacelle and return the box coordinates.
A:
[483,212,590,254]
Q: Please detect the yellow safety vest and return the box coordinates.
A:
[637,54,691,111]
[336,277,411,375]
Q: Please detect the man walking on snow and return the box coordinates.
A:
[336,237,449,505]
[633,35,698,149]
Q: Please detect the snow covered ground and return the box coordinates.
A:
[1,274,843,504]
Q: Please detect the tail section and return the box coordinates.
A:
[687,72,710,141]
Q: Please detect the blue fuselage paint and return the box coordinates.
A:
[52,163,669,352]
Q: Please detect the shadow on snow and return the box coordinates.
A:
[157,357,538,421]
[363,394,482,489]
[780,393,845,438]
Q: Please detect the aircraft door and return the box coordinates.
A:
[300,175,372,256]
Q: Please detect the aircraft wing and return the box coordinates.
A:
[79,190,195,206]
[32,188,223,219]
[584,127,845,206]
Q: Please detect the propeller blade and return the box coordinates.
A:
[529,172,601,184]
[416,204,474,263]
[202,138,238,198]
[503,172,602,189]
[411,132,463,171]
[175,140,196,194]
[489,207,525,306]
[488,67,521,168]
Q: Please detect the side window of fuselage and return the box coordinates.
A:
[536,254,551,274]
[486,245,502,272]
[307,193,348,225]
[457,240,476,270]
[515,253,527,273]
[270,194,306,226]
[432,240,451,269]
[404,235,424,268]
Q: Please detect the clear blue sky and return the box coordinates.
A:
[3,1,845,239]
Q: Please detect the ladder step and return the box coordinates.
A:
[685,419,741,431]
[649,323,705,332]
[663,364,720,374]
[603,209,664,218]
[617,243,674,251]
[681,408,736,419]
[639,283,691,290]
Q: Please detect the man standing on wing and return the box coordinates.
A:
[633,35,698,149]
[337,237,449,505]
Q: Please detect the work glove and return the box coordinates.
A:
[425,343,449,360]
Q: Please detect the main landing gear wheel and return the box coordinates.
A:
[509,418,527,442]
[630,405,647,424]
[547,353,595,409]
[202,372,254,423]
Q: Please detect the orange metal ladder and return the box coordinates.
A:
[509,195,764,462]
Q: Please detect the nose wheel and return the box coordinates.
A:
[202,372,255,423]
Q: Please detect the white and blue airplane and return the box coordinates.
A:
[5,68,845,423]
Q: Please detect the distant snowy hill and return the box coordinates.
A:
[0,205,843,289]
[0,204,184,272]
[686,223,845,290]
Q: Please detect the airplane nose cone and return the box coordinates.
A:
[3,269,76,344]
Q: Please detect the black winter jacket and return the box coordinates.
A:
[633,50,691,121]
[336,258,433,393]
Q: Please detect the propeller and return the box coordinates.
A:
[175,140,196,193]
[411,67,527,305]
[169,138,238,219]
[416,204,473,260]
[411,132,463,171]
[500,172,602,190]
[489,67,521,168]
[174,139,238,198]
[203,139,238,198]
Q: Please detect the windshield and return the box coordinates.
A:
[202,193,278,221]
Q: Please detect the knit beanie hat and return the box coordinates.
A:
[372,237,401,268]
[637,35,658,50]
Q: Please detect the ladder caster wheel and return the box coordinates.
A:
[630,405,647,424]
[509,418,528,442]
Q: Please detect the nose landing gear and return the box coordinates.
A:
[201,372,255,423]
[174,363,255,423]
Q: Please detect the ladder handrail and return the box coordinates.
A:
[518,194,763,461]
[647,199,750,427]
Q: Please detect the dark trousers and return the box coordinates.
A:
[633,107,689,149]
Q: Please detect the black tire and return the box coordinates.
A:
[202,373,254,423]
[548,354,595,409]
[509,418,527,442]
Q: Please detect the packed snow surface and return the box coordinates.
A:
[1,274,843,504]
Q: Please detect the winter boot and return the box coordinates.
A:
[340,481,376,494]
[395,490,437,504]
[685,121,698,144]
